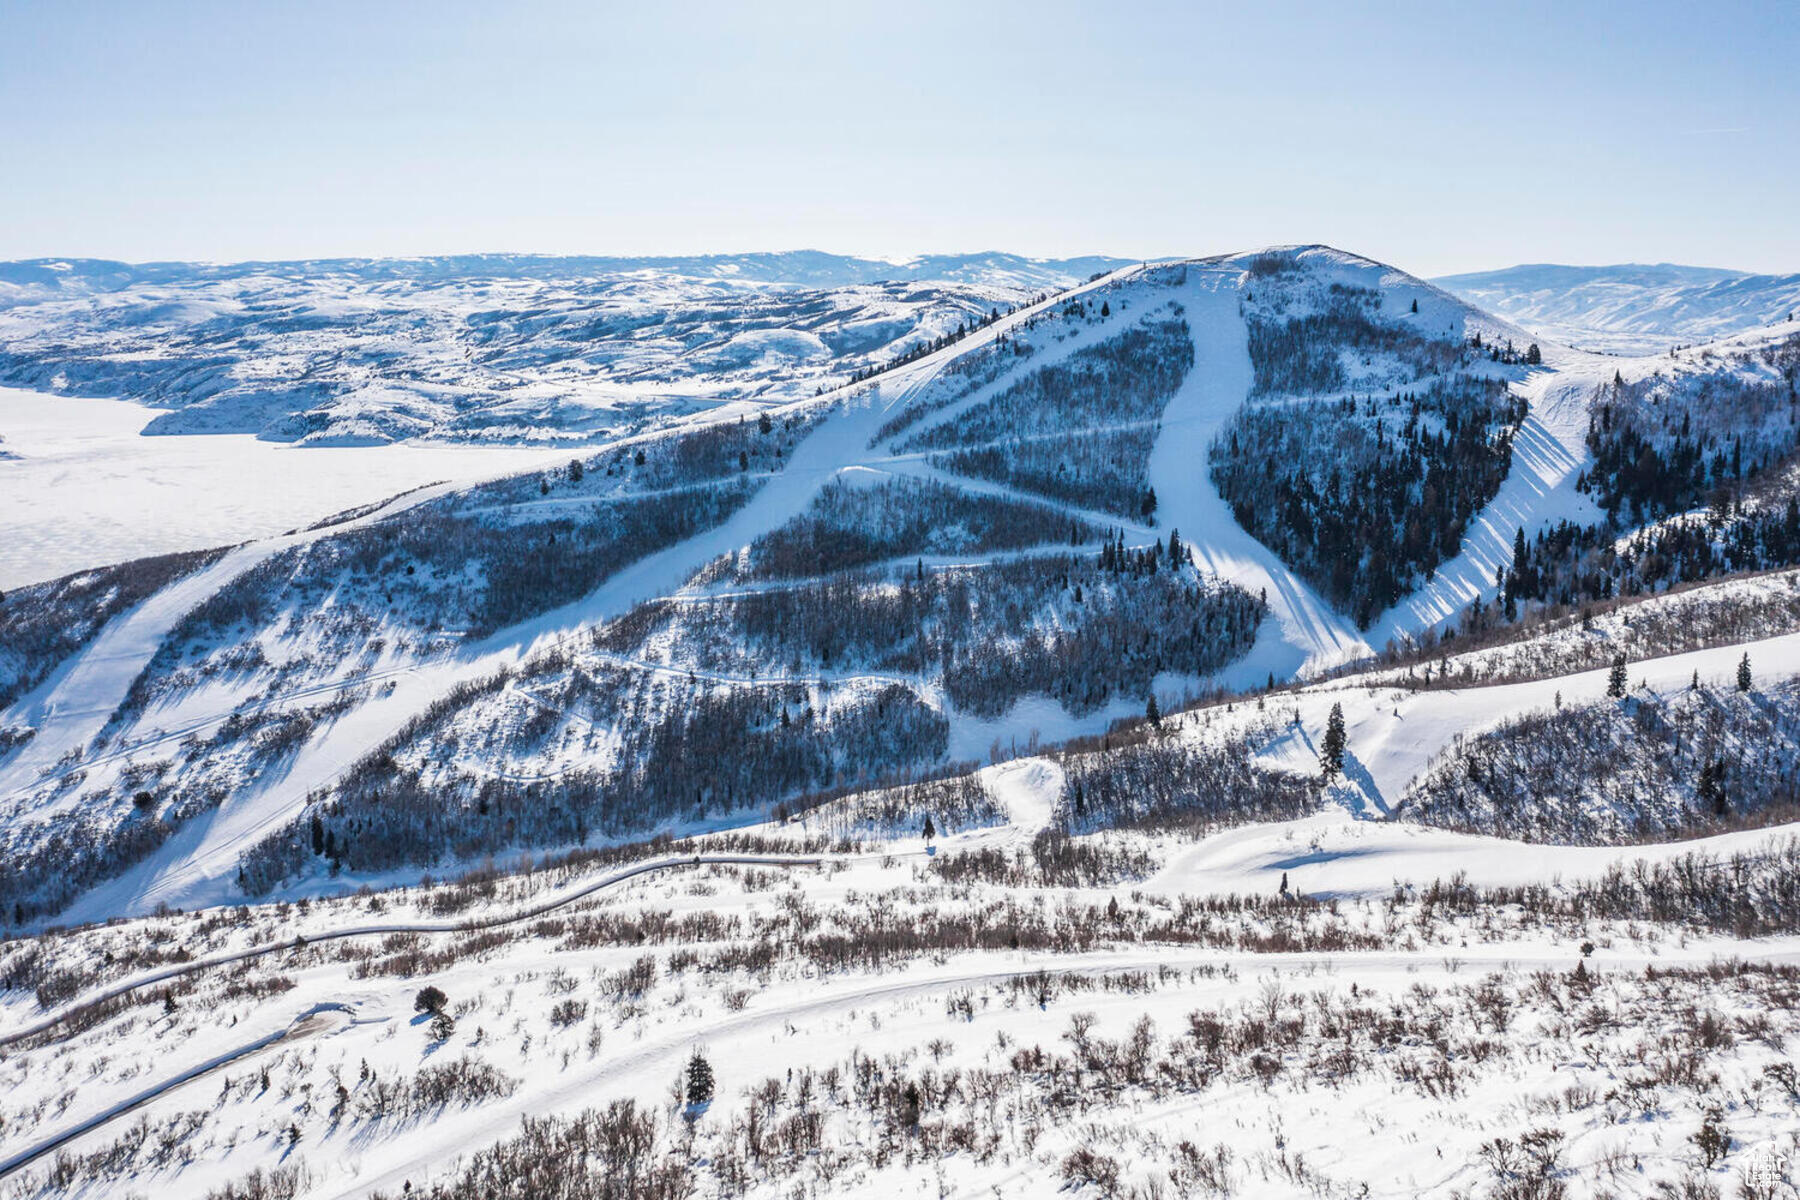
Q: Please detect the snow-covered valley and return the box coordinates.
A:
[0,388,574,590]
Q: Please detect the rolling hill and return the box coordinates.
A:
[7,243,1800,1199]
[1435,260,1800,354]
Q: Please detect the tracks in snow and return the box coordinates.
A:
[0,1004,357,1180]
[1,853,826,1051]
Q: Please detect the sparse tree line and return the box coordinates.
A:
[869,332,1040,447]
[236,675,947,890]
[928,829,1160,887]
[0,546,225,714]
[1241,279,1470,398]
[599,546,1263,718]
[457,407,823,511]
[1481,488,1800,638]
[1581,336,1800,523]
[840,298,1025,386]
[935,426,1161,520]
[1465,328,1539,366]
[1399,675,1800,844]
[1373,570,1800,691]
[1212,375,1525,626]
[732,476,1102,581]
[897,314,1192,455]
[114,475,762,726]
[804,772,1000,838]
[164,466,763,651]
[1055,720,1318,836]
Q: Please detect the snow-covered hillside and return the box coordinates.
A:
[9,242,1800,1199]
[1435,261,1800,355]
[0,243,1568,926]
[0,387,576,590]
[16,241,1793,928]
[0,253,1127,447]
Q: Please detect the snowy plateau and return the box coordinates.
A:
[3,245,1800,1200]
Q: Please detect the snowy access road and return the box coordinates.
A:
[0,1003,355,1179]
[1,853,824,1049]
[314,933,1800,1200]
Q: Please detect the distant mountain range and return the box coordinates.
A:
[1434,261,1800,354]
[0,250,1134,300]
[0,251,1136,446]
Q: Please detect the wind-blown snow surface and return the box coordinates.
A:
[1435,261,1800,355]
[0,388,569,588]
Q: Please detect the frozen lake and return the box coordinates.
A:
[0,388,570,590]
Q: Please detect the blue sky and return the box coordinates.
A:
[2,0,1796,275]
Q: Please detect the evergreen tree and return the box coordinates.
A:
[1409,298,1418,314]
[686,1050,715,1106]
[1320,703,1346,779]
[568,458,584,483]
[1607,653,1628,698]
[1738,653,1753,692]
[1140,487,1158,519]
[1525,343,1542,365]
[1146,693,1161,727]
[922,814,936,841]
[1100,301,1111,317]
[1697,757,1728,816]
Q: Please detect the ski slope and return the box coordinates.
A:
[1364,349,1606,644]
[16,246,1797,927]
[48,264,1157,922]
[1147,262,1371,679]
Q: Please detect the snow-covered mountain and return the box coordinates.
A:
[0,252,1129,446]
[1435,260,1800,354]
[0,242,1574,926]
[7,243,1800,1199]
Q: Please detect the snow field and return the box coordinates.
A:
[6,849,1800,1199]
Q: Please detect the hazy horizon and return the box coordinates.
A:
[6,246,1797,283]
[4,0,1797,277]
